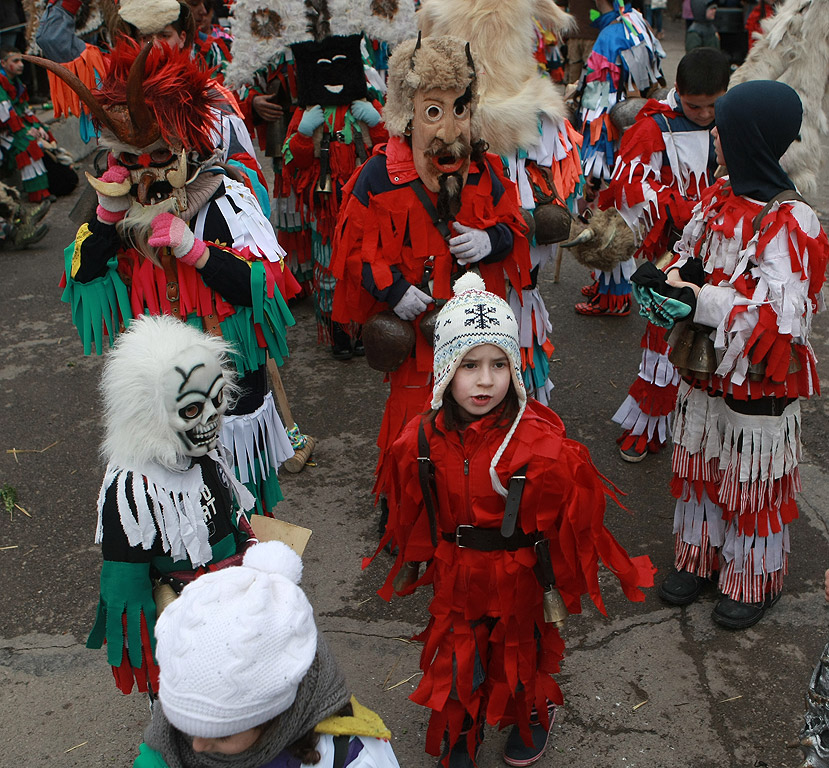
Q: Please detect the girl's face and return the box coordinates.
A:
[450,344,512,421]
[191,726,263,755]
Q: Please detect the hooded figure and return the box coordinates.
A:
[656,80,829,630]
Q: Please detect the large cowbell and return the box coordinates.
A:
[291,34,367,107]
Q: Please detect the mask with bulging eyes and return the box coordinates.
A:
[162,346,229,457]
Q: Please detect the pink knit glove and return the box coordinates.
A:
[148,212,207,266]
[95,165,131,224]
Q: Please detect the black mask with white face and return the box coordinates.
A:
[291,34,367,108]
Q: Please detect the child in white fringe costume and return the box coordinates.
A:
[655,80,829,629]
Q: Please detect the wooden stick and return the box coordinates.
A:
[553,245,564,283]
[266,357,294,428]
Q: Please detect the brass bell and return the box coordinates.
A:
[687,328,717,376]
[315,174,333,193]
[667,321,694,371]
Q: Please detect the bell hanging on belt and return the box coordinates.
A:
[315,173,333,193]
[543,587,568,629]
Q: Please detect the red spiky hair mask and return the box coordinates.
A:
[93,39,223,155]
[23,40,223,156]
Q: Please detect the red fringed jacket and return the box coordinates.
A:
[373,400,654,748]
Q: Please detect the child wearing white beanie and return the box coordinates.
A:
[133,541,400,768]
[372,273,656,768]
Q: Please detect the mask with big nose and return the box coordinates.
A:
[163,346,229,457]
[410,86,473,194]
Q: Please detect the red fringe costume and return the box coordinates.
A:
[667,178,828,601]
[283,103,388,343]
[599,93,717,456]
[372,400,654,759]
[331,137,532,498]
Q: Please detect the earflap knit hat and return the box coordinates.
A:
[156,541,318,738]
[431,272,526,497]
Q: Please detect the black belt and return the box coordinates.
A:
[724,394,796,417]
[442,526,541,551]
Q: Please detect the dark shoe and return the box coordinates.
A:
[353,333,365,357]
[712,592,780,630]
[331,322,353,360]
[658,568,706,606]
[503,705,556,767]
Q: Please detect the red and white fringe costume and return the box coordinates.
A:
[504,114,583,405]
[667,178,828,601]
[599,92,716,454]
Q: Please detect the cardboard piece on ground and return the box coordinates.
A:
[249,515,312,556]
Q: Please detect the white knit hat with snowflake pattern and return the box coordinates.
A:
[431,272,526,497]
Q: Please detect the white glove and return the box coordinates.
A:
[393,285,432,321]
[449,223,492,265]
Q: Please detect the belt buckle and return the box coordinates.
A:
[455,525,473,548]
[334,130,345,143]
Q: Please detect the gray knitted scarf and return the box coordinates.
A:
[144,635,350,768]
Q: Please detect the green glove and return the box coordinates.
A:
[632,284,692,328]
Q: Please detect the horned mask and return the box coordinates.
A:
[24,41,224,215]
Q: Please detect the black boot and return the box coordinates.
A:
[331,322,353,360]
[503,703,556,767]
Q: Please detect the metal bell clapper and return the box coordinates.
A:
[543,587,568,629]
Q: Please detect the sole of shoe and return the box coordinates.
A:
[620,446,648,463]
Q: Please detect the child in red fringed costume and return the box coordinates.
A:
[371,272,655,768]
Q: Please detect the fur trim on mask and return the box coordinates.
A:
[417,0,575,156]
[730,0,829,196]
[118,0,181,34]
[384,35,479,139]
[100,315,240,470]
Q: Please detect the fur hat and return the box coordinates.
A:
[118,0,182,35]
[100,314,238,470]
[431,272,526,497]
[156,541,319,738]
[383,34,480,139]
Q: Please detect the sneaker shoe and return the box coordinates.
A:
[711,592,780,630]
[574,297,630,317]
[503,705,556,767]
[658,568,707,606]
[353,333,365,357]
[10,221,49,249]
[580,281,599,298]
[21,199,51,225]
[620,443,648,463]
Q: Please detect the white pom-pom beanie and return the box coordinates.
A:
[431,272,526,497]
[156,541,318,738]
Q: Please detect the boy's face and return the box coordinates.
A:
[677,89,725,128]
[2,54,24,77]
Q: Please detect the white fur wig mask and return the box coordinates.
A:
[101,314,238,471]
[417,0,576,156]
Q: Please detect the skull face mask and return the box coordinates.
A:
[163,345,229,457]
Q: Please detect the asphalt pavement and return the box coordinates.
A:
[2,16,829,768]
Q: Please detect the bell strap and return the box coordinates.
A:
[159,248,182,320]
[417,418,439,547]
[501,464,529,537]
[410,178,452,243]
